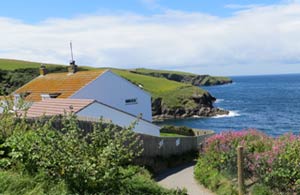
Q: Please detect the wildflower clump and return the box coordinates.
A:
[195,129,300,194]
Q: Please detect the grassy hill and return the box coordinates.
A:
[0,59,66,70]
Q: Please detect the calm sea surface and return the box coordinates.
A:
[157,74,300,136]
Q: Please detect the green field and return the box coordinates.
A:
[0,58,94,70]
[0,58,67,70]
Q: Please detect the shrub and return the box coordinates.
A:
[0,170,68,195]
[125,166,187,195]
[4,113,143,194]
[250,184,272,195]
[194,156,238,195]
[195,130,300,194]
[160,125,195,136]
[257,134,300,193]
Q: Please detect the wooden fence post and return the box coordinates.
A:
[237,146,245,195]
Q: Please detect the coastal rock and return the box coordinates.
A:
[152,93,229,121]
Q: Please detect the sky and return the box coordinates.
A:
[0,0,300,75]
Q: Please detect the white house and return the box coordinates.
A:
[13,64,159,136]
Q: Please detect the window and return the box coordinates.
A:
[41,93,61,100]
[125,98,137,105]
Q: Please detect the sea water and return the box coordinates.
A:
[157,74,300,136]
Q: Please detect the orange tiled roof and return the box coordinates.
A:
[26,98,95,117]
[15,70,106,102]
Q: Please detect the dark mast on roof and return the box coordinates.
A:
[68,41,78,74]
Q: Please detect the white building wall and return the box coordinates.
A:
[71,70,153,122]
[76,102,160,136]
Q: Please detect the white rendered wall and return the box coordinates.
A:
[77,102,160,136]
[71,71,153,121]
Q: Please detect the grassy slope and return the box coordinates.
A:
[0,58,94,70]
[0,59,66,70]
[113,69,206,109]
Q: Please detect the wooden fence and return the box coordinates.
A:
[139,132,214,157]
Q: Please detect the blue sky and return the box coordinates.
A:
[0,0,300,75]
[0,0,281,22]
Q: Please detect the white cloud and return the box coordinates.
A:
[225,4,263,10]
[1,3,300,75]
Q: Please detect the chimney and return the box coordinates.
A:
[68,60,78,74]
[68,41,78,74]
[39,64,47,76]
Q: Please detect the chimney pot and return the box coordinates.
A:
[39,64,47,76]
[68,60,78,74]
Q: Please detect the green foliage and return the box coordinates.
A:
[124,167,187,195]
[0,108,185,194]
[160,125,195,136]
[195,130,300,194]
[0,170,68,195]
[257,135,300,193]
[250,184,272,195]
[4,113,143,194]
[0,59,64,70]
[160,132,185,137]
[194,157,238,195]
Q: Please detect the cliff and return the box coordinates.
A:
[151,92,228,121]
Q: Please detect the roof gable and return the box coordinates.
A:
[15,70,106,101]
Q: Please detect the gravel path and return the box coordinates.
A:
[156,163,215,195]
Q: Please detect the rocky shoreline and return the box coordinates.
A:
[152,93,229,121]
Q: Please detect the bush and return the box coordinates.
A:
[125,166,187,195]
[194,157,238,195]
[0,109,186,194]
[0,170,68,195]
[195,130,300,194]
[160,125,195,136]
[4,113,143,194]
[250,184,272,195]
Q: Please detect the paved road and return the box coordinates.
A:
[156,163,215,195]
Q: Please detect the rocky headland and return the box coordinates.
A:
[152,92,229,121]
[131,69,233,86]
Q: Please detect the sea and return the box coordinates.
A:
[157,74,300,137]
